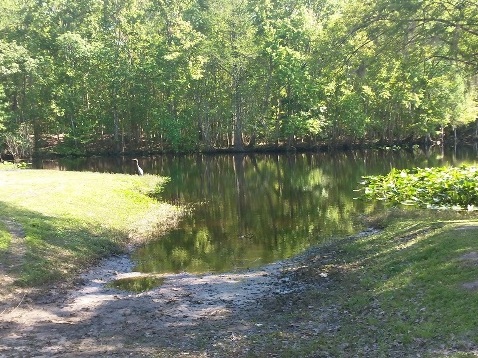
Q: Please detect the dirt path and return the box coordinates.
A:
[0,214,317,357]
[0,250,299,357]
[0,217,381,358]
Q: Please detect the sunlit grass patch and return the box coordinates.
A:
[0,162,19,171]
[329,211,478,355]
[0,170,179,286]
[0,221,10,251]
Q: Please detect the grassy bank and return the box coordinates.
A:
[243,209,478,357]
[3,167,478,356]
[0,168,179,286]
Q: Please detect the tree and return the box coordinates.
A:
[0,0,477,155]
[0,39,39,155]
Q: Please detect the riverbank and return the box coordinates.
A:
[2,169,478,356]
[1,213,478,356]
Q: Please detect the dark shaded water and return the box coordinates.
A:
[38,147,478,274]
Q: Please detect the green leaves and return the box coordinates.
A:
[0,40,37,76]
[359,166,478,210]
[0,0,477,153]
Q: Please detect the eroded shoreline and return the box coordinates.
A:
[0,243,317,357]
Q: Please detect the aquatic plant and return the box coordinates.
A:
[359,165,478,210]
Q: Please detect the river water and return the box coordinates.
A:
[38,146,478,274]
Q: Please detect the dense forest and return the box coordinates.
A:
[0,0,477,157]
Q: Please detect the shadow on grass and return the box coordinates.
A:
[315,214,478,356]
[0,201,125,287]
[3,208,478,357]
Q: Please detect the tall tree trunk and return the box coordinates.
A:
[113,102,120,153]
[232,68,244,151]
[32,117,41,158]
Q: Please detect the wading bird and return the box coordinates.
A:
[132,158,144,176]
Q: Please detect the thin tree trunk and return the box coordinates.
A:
[232,69,244,151]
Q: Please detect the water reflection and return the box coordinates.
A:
[132,148,478,274]
[134,153,365,273]
[39,147,478,274]
[107,276,165,293]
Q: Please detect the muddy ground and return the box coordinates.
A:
[3,216,478,357]
[0,239,339,358]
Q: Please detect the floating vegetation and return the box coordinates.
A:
[358,165,478,210]
[107,276,165,293]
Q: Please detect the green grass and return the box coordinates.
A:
[0,221,10,251]
[0,161,22,171]
[243,209,478,357]
[0,169,178,286]
[335,216,478,355]
[0,221,11,269]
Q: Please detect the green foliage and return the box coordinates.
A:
[360,166,478,210]
[0,0,477,153]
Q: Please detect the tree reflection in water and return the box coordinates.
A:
[45,148,474,274]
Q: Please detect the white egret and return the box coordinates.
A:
[132,158,144,175]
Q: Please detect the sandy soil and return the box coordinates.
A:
[0,250,303,357]
[0,213,376,358]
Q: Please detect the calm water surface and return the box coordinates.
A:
[41,147,478,274]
